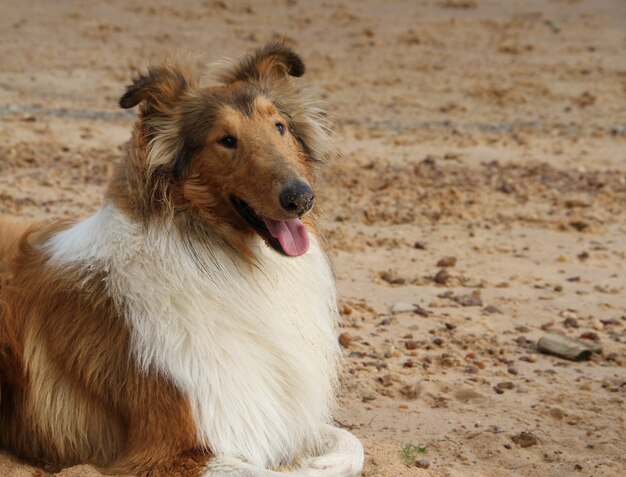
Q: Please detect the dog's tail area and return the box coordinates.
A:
[0,215,32,404]
[204,425,364,477]
[0,215,32,270]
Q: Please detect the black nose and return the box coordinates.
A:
[279,181,314,216]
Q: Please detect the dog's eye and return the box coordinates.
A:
[275,122,285,136]
[218,136,237,149]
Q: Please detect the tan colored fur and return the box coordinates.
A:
[0,224,208,476]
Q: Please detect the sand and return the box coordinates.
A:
[0,0,625,476]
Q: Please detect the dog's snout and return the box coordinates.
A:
[279,181,314,216]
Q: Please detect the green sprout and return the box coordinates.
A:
[400,443,428,466]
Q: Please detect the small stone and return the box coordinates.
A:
[527,354,538,363]
[415,459,430,469]
[377,374,393,387]
[414,241,427,250]
[483,305,503,314]
[433,337,444,346]
[391,302,416,314]
[414,305,432,317]
[434,268,450,284]
[496,381,515,391]
[378,317,396,326]
[380,270,405,285]
[515,336,533,347]
[437,256,457,267]
[563,317,579,328]
[340,304,353,316]
[591,319,603,331]
[504,443,512,449]
[444,322,457,330]
[361,393,377,403]
[605,352,620,363]
[579,331,600,342]
[507,366,518,375]
[405,340,419,350]
[403,359,414,368]
[511,431,539,448]
[465,365,479,374]
[338,333,352,348]
[454,291,483,307]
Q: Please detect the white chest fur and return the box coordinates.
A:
[46,205,340,467]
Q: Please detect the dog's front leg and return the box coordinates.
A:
[202,425,363,477]
[295,425,364,477]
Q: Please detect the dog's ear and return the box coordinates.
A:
[219,42,305,83]
[119,64,195,112]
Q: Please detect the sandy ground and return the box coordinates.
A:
[1,0,625,476]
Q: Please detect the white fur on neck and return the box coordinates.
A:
[45,204,340,468]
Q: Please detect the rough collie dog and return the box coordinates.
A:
[0,43,363,476]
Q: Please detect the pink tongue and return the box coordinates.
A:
[262,217,310,256]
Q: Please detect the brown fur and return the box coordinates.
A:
[0,41,333,475]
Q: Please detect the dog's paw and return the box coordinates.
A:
[297,426,364,477]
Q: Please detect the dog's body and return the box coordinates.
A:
[0,44,363,477]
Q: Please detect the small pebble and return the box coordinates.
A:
[579,331,600,342]
[391,302,416,314]
[338,333,352,348]
[434,268,450,284]
[433,337,444,346]
[605,352,619,363]
[511,431,539,448]
[591,319,603,331]
[483,305,503,314]
[497,381,515,390]
[436,256,457,267]
[340,304,353,316]
[563,317,579,328]
[415,459,430,469]
[405,340,419,350]
[507,366,518,375]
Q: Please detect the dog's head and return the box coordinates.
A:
[116,42,335,257]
